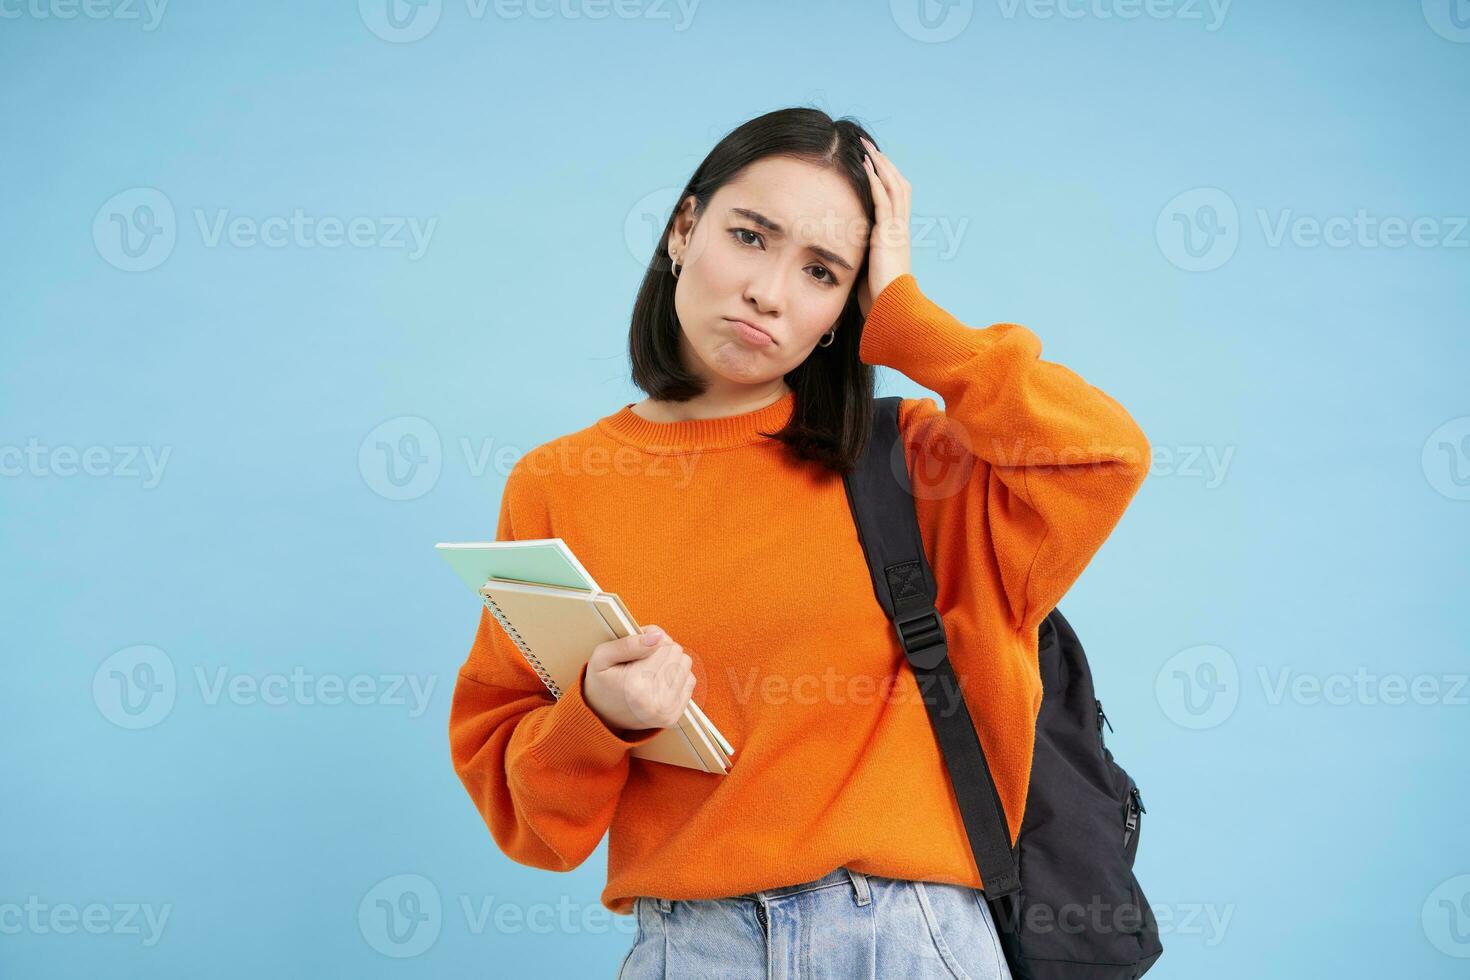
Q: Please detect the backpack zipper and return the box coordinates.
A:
[1095,698,1113,738]
[1124,786,1144,847]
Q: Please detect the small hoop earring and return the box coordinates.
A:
[670,255,681,279]
[817,328,836,348]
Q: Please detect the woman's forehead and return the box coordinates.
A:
[714,160,868,257]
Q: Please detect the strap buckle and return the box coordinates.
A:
[896,608,948,670]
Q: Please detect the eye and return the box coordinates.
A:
[728,228,840,287]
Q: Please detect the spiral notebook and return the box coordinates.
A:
[436,540,734,774]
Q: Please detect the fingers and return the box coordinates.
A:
[859,135,910,215]
[594,624,667,667]
[862,152,891,219]
[627,640,696,729]
[646,641,694,684]
[618,629,691,677]
[645,640,694,681]
[860,135,909,196]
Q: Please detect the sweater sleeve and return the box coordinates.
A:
[448,460,664,872]
[858,274,1151,635]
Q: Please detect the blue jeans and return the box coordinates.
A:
[616,866,1013,979]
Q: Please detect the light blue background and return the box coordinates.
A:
[3,1,1467,976]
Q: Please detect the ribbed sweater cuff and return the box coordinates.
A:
[526,662,662,774]
[859,273,989,377]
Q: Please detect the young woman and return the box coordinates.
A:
[449,106,1151,979]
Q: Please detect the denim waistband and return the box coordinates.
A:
[649,867,873,914]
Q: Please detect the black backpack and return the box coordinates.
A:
[841,396,1163,980]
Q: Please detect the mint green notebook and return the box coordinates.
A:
[435,538,602,594]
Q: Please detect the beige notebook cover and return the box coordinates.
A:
[478,578,731,774]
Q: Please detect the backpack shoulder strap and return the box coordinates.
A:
[841,396,1022,899]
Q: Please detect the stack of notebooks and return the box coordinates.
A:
[437,538,733,774]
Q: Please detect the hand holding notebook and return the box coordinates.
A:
[582,624,696,734]
[436,539,734,774]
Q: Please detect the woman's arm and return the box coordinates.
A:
[854,138,1149,637]
[448,461,662,871]
[859,273,1151,635]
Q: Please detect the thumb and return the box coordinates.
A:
[601,624,666,666]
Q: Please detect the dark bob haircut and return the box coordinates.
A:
[627,106,881,475]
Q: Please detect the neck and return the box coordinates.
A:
[633,380,791,423]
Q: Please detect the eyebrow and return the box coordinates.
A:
[729,207,857,272]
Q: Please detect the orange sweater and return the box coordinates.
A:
[448,273,1150,916]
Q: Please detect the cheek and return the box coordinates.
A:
[694,242,749,294]
[791,292,848,341]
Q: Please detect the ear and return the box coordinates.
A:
[668,194,697,255]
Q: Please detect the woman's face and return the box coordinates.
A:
[667,155,869,388]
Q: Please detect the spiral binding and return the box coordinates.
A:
[480,593,563,699]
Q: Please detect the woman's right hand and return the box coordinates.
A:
[583,625,696,735]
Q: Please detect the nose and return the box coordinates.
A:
[743,265,785,317]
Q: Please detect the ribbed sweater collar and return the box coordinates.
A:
[597,390,796,453]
